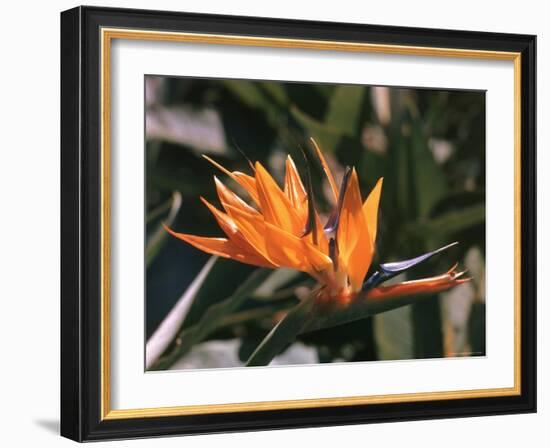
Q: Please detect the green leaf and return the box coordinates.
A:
[409,116,448,218]
[411,296,443,358]
[223,80,282,124]
[290,85,366,154]
[246,293,316,366]
[252,268,300,299]
[145,256,218,369]
[405,203,485,239]
[145,191,182,266]
[385,111,449,222]
[151,268,272,370]
[387,127,415,221]
[290,105,341,153]
[146,194,173,224]
[374,304,413,360]
[301,289,440,334]
[246,282,441,367]
[223,80,268,109]
[181,260,257,329]
[325,85,365,137]
[222,80,298,142]
[259,81,289,107]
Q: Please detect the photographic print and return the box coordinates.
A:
[145,76,486,371]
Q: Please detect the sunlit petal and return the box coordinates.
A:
[337,168,373,291]
[264,222,332,276]
[283,155,307,221]
[214,176,258,215]
[200,197,276,268]
[255,161,303,235]
[223,203,276,266]
[362,177,383,246]
[163,225,273,268]
[203,155,259,204]
[365,264,470,301]
[232,172,259,203]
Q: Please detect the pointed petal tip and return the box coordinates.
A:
[444,241,460,250]
[457,277,472,284]
[213,175,226,190]
[254,161,269,179]
[163,223,188,242]
[447,261,460,273]
[202,154,233,177]
[378,242,460,277]
[231,139,256,171]
[310,138,339,202]
[199,196,213,208]
[162,222,174,234]
[452,268,469,280]
[424,241,460,258]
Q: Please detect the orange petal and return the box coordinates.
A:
[200,197,275,268]
[365,265,470,301]
[337,169,373,291]
[283,154,328,252]
[164,226,273,268]
[283,155,307,221]
[311,137,338,202]
[214,176,258,215]
[362,178,383,246]
[264,222,332,276]
[233,171,259,204]
[200,196,239,239]
[203,155,259,204]
[255,161,303,235]
[223,204,276,266]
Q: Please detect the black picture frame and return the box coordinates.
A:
[61,5,536,442]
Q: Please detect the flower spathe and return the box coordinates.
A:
[165,138,468,302]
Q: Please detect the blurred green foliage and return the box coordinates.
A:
[145,76,486,369]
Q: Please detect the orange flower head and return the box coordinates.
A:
[165,138,469,302]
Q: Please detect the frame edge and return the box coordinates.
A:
[60,5,84,442]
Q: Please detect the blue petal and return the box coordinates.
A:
[362,242,458,290]
[323,167,352,234]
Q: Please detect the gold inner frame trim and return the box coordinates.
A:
[100,27,522,420]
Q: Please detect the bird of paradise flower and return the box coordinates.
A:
[164,138,469,366]
[166,138,468,299]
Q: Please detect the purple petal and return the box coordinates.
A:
[362,242,459,290]
[323,167,352,234]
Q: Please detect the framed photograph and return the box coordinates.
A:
[60,6,536,441]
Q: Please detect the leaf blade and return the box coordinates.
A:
[246,294,316,367]
[145,256,218,369]
[145,191,182,266]
[151,268,272,370]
